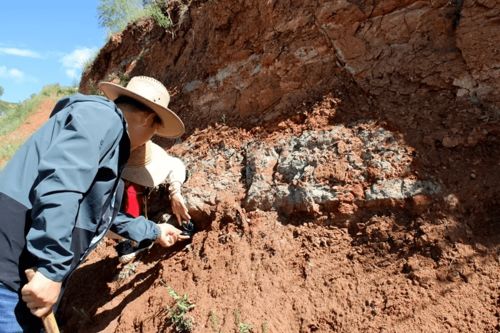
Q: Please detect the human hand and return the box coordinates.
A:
[156,223,190,247]
[170,193,191,223]
[22,269,62,318]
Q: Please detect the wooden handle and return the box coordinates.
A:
[41,313,60,333]
[25,269,61,333]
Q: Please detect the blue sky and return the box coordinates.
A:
[0,1,107,102]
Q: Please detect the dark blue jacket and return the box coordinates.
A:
[0,94,159,293]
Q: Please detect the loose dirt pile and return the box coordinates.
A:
[59,0,499,332]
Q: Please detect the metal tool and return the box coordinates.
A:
[180,220,195,237]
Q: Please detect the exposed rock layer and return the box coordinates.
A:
[59,1,500,332]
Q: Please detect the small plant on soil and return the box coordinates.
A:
[166,286,195,332]
[116,262,137,280]
[261,321,269,333]
[234,310,253,333]
[239,323,252,333]
[209,310,221,332]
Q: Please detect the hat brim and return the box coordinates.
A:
[99,81,185,138]
[121,142,170,187]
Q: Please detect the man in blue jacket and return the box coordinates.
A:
[0,76,188,332]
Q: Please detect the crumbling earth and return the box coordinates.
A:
[58,99,499,332]
[59,0,499,332]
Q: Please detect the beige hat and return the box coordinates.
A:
[122,140,170,187]
[99,76,185,138]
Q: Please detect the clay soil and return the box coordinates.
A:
[57,98,500,333]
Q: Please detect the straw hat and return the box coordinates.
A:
[122,140,170,187]
[99,76,185,138]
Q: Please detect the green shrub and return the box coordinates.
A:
[98,0,143,34]
[146,2,172,29]
[98,0,172,34]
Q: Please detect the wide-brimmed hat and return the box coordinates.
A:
[99,76,185,138]
[122,140,170,187]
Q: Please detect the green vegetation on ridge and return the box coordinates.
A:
[0,84,77,136]
[98,0,172,34]
[0,84,78,168]
[0,100,17,118]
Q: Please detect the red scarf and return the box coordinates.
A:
[124,183,142,217]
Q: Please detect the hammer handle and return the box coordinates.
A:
[25,269,60,333]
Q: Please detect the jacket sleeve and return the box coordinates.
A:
[27,105,122,282]
[164,155,186,197]
[110,212,160,242]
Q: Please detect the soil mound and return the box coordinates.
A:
[60,1,499,332]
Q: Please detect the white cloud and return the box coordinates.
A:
[65,69,79,80]
[0,65,26,82]
[8,68,24,80]
[0,47,41,58]
[60,47,97,79]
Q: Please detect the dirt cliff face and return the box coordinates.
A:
[81,0,499,129]
[61,0,500,332]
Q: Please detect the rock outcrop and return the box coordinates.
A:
[59,1,500,332]
[82,0,499,128]
[80,0,499,222]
